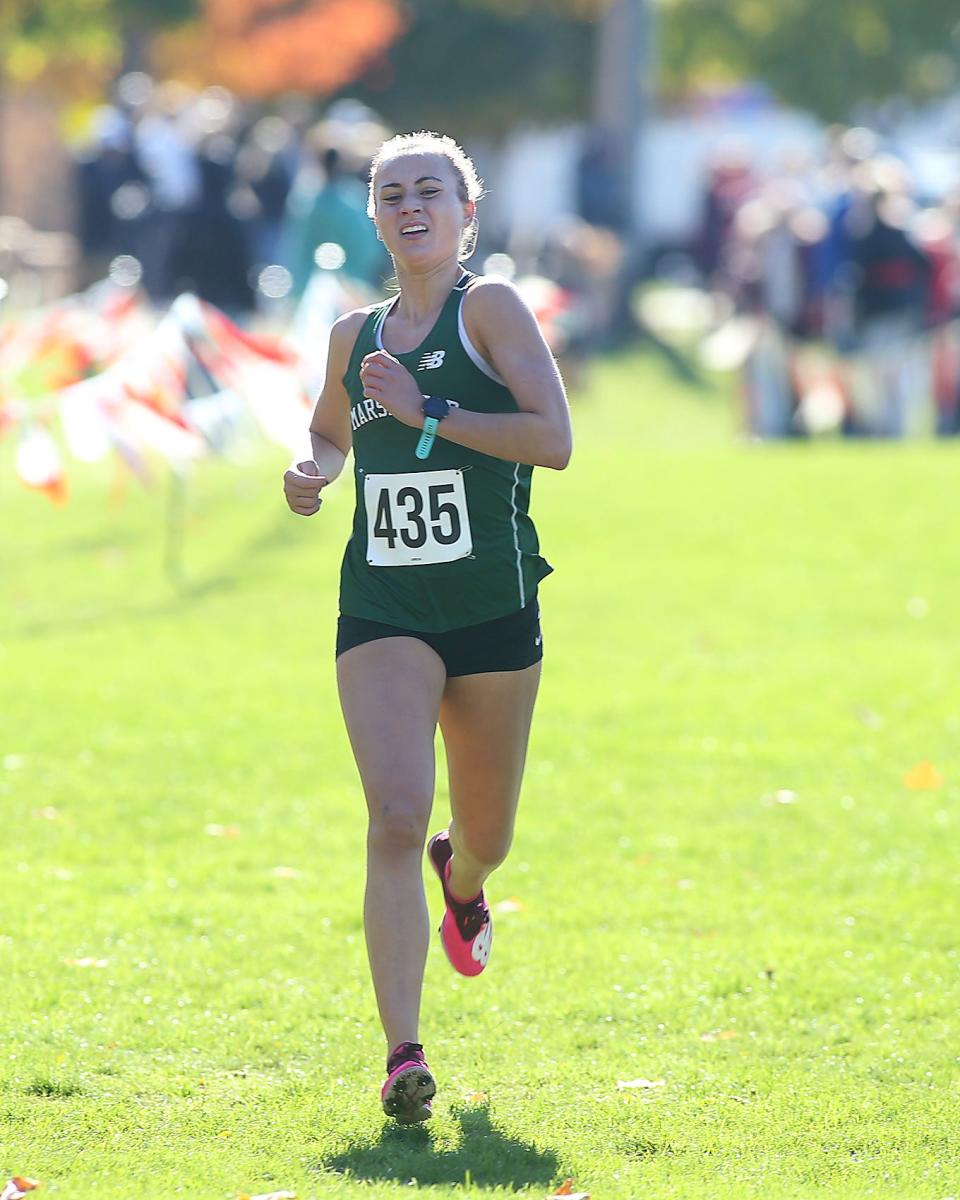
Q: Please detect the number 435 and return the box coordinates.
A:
[373,483,462,549]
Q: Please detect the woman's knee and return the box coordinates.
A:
[453,825,513,872]
[366,795,431,853]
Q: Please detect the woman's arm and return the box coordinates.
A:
[358,279,573,470]
[283,309,363,515]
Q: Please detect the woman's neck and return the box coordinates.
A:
[392,258,463,324]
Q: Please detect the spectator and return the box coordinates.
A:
[846,182,931,435]
[236,116,296,270]
[284,142,387,297]
[135,83,202,302]
[696,145,755,284]
[174,133,254,314]
[74,107,147,289]
[915,205,960,435]
[577,129,631,233]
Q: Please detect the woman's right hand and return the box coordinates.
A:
[284,460,329,516]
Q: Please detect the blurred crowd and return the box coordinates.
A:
[69,83,960,435]
[74,74,392,313]
[696,125,960,436]
[71,74,625,383]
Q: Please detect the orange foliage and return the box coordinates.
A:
[154,0,405,97]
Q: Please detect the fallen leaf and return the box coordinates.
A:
[32,807,59,820]
[64,957,108,969]
[270,866,300,879]
[548,1182,590,1200]
[465,1091,487,1102]
[617,1078,664,1090]
[904,762,944,790]
[495,898,523,914]
[700,1030,738,1042]
[1,1179,40,1200]
[205,824,240,838]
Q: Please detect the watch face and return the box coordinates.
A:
[422,396,450,420]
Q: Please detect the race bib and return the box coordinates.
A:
[364,469,473,567]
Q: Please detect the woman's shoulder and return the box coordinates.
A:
[463,273,531,321]
[331,298,392,342]
[461,273,539,344]
[328,302,385,369]
[463,271,521,300]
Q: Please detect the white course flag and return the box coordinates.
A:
[18,289,329,503]
[171,293,314,454]
[58,377,115,462]
[114,398,207,462]
[16,423,66,501]
[229,358,313,452]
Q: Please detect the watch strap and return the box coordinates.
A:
[416,416,440,460]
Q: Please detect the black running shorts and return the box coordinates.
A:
[336,601,543,678]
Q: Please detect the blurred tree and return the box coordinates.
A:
[5,0,958,124]
[1,0,199,98]
[659,0,960,120]
[1,0,601,119]
[1,0,406,96]
[154,0,405,97]
[330,0,597,136]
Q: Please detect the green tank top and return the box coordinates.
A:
[339,271,552,632]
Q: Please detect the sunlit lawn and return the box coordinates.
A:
[1,348,958,1198]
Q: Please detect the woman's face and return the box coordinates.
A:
[373,152,474,266]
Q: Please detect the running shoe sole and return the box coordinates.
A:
[381,1062,436,1124]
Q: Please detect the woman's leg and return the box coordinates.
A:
[337,637,447,1054]
[438,662,542,902]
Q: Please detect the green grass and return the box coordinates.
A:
[1,348,958,1198]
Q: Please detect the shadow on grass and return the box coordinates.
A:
[324,1103,559,1189]
[4,510,312,640]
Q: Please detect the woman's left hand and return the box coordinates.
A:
[359,351,423,429]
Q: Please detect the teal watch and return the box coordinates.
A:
[415,395,452,460]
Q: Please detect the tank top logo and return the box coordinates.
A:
[417,350,446,370]
[351,396,389,431]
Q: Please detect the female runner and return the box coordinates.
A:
[283,132,572,1123]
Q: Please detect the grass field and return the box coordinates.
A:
[1,348,958,1199]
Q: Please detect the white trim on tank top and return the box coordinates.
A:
[373,299,395,349]
[372,285,505,386]
[510,462,525,606]
[457,301,506,385]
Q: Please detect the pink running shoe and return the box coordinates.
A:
[381,1041,435,1124]
[427,830,493,976]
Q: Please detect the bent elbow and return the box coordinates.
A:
[546,438,572,470]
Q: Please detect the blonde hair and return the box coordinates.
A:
[368,131,484,260]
